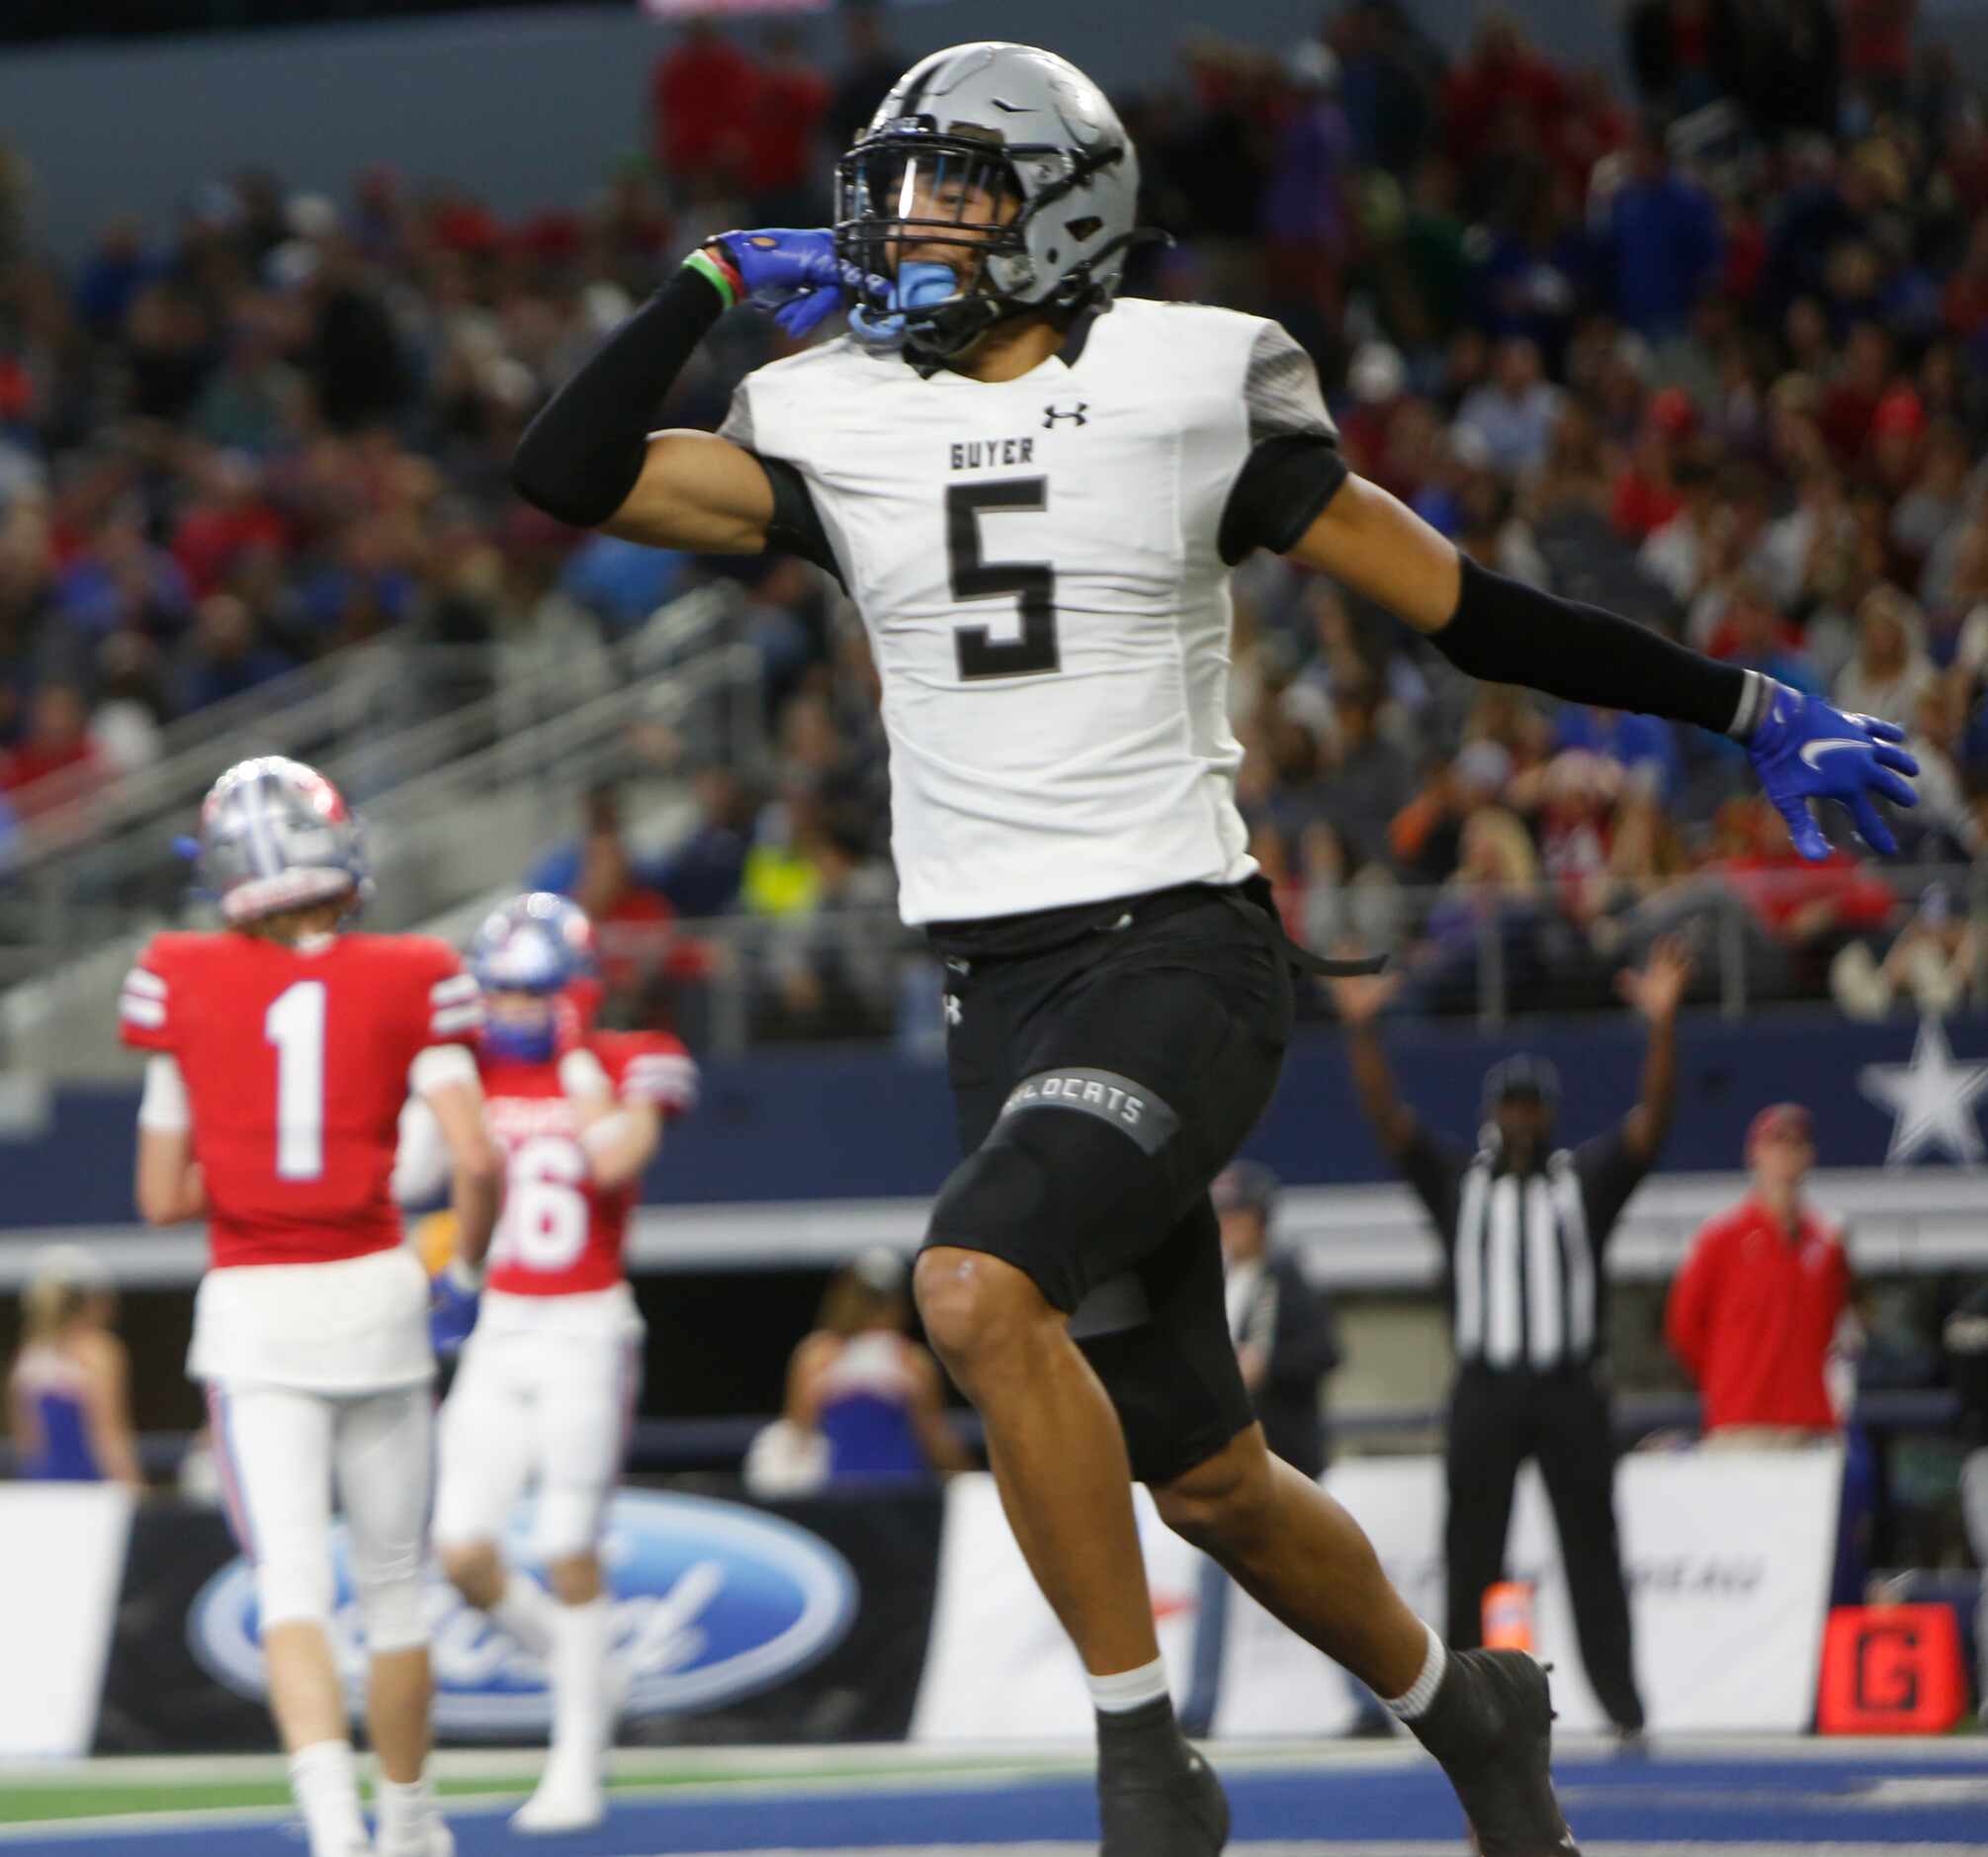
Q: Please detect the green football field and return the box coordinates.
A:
[0,1747,1097,1831]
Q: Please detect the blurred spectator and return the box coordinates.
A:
[5,1246,141,1489]
[1833,878,1983,1017]
[1625,0,1748,120]
[1835,583,1937,719]
[748,28,831,221]
[650,764,753,920]
[1843,0,1917,114]
[1261,43,1354,325]
[745,1250,970,1497]
[1603,131,1722,339]
[651,19,758,192]
[1443,12,1567,176]
[0,681,97,816]
[1214,1162,1341,1479]
[1667,1104,1852,1445]
[528,785,706,1017]
[825,3,905,156]
[1710,574,1825,694]
[173,592,293,714]
[1456,337,1563,475]
[1314,675,1417,869]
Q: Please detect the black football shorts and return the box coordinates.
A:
[922,882,1294,1485]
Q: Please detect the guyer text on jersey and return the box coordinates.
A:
[950,436,1037,471]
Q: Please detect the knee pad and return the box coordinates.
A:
[534,1484,609,1564]
[357,1574,429,1654]
[255,1545,336,1633]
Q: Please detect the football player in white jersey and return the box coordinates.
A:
[513,43,1917,1856]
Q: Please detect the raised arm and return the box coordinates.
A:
[1327,971,1419,1158]
[556,1049,663,1194]
[511,232,856,554]
[1287,474,1918,858]
[1614,935,1691,1166]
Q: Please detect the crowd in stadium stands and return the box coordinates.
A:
[0,2,1983,1035]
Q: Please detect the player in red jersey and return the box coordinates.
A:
[406,894,696,1833]
[123,756,502,1857]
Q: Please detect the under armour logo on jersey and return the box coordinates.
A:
[943,994,963,1027]
[1042,401,1088,429]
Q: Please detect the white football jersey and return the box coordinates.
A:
[722,298,1339,926]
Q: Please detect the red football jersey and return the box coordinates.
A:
[483,1031,698,1298]
[121,931,480,1270]
[1666,1197,1850,1434]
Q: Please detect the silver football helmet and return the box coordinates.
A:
[834,42,1143,362]
[196,755,370,926]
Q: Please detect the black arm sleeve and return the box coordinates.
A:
[1433,556,1761,737]
[1219,435,1351,565]
[510,267,725,529]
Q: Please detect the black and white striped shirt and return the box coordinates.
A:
[1399,1125,1650,1372]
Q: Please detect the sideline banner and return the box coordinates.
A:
[95,1485,941,1753]
[1213,1451,1843,1736]
[914,1453,1841,1740]
[0,1484,131,1756]
[910,1474,1207,1740]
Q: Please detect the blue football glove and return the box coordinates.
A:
[1745,680,1919,859]
[429,1257,482,1360]
[708,229,864,339]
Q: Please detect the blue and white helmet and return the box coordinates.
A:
[467,893,597,997]
[197,756,370,927]
[467,894,598,1064]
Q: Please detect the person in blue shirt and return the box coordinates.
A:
[1605,132,1723,340]
[778,1251,970,1488]
[6,1246,141,1489]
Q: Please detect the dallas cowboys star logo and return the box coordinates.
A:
[1858,1017,1988,1167]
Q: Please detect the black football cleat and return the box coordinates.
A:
[1096,1697,1230,1857]
[1408,1648,1580,1857]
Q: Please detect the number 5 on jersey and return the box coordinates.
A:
[948,479,1059,680]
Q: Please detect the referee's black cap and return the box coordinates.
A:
[1482,1054,1561,1118]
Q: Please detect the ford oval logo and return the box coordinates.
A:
[190,1490,857,1733]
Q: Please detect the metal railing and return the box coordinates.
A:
[624,861,1988,1056]
[0,585,755,985]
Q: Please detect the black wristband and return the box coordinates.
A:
[1433,557,1748,737]
[510,264,727,529]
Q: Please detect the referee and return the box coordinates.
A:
[1330,938,1691,1740]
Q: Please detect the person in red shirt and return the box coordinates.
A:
[0,682,99,819]
[409,894,696,1835]
[1666,1102,1852,1443]
[649,20,758,189]
[123,756,501,1857]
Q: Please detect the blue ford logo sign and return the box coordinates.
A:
[190,1490,857,1733]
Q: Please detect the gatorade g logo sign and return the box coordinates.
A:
[1817,1603,1966,1735]
[189,1491,858,1733]
[1854,1620,1924,1714]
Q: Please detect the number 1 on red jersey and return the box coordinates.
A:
[266,980,326,1182]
